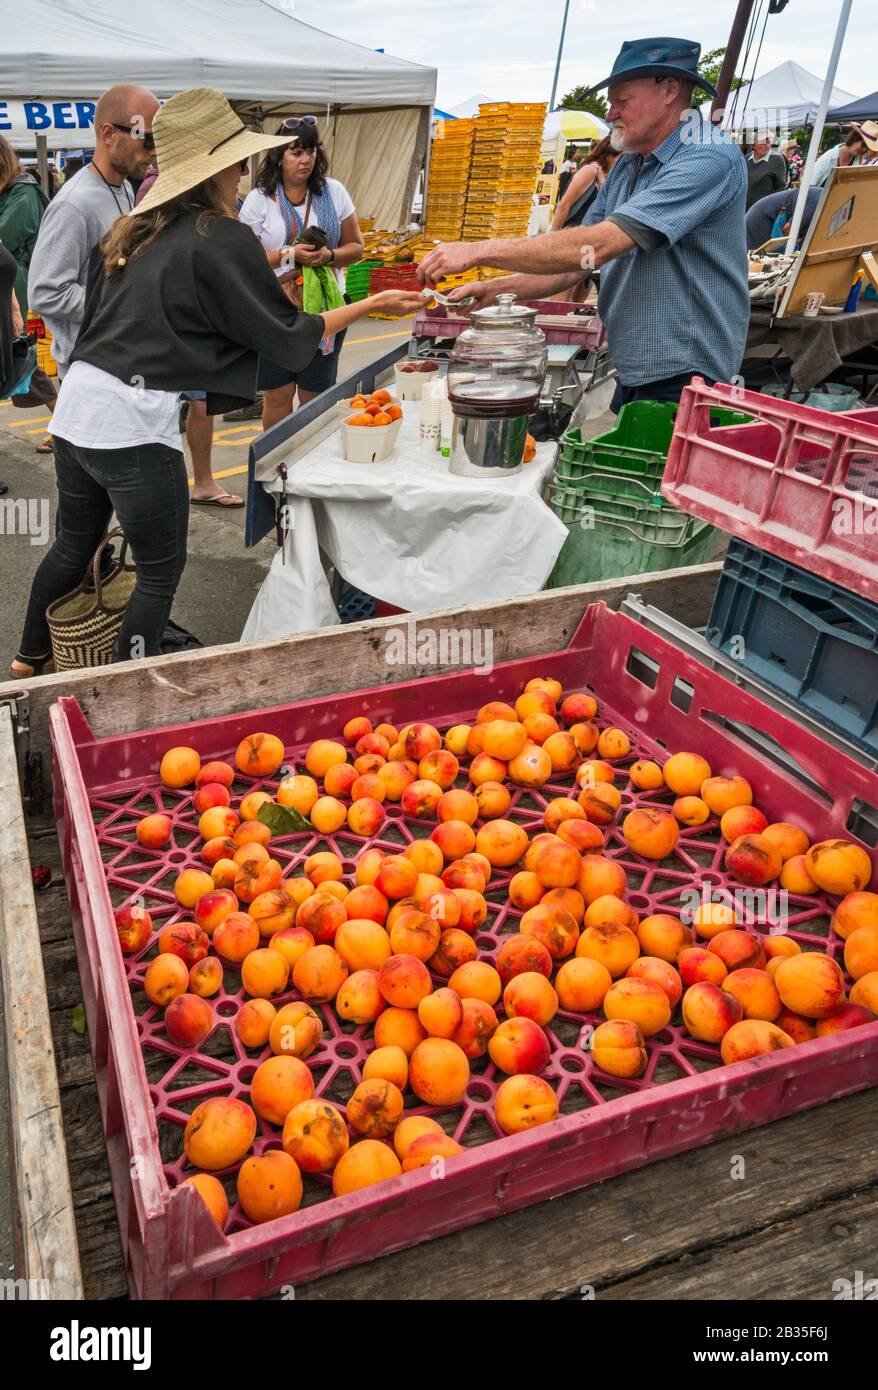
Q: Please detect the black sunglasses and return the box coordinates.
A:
[111,122,156,150]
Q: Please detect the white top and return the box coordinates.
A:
[239,180,355,289]
[50,361,181,452]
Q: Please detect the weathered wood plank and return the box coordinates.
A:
[0,710,83,1298]
[0,566,722,761]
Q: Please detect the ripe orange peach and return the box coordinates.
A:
[283,1099,349,1173]
[389,908,441,960]
[577,783,622,826]
[306,796,345,835]
[543,798,585,835]
[144,953,189,1007]
[532,838,582,890]
[583,894,639,932]
[627,955,682,1009]
[851,972,878,1013]
[495,1074,558,1134]
[354,752,385,777]
[304,851,343,886]
[251,1054,313,1126]
[401,779,443,818]
[542,887,585,923]
[700,775,753,816]
[557,819,605,854]
[774,952,845,1018]
[662,751,711,796]
[236,997,277,1049]
[356,847,384,886]
[234,841,269,871]
[762,934,801,964]
[507,743,553,787]
[441,724,469,757]
[189,956,224,999]
[636,913,692,963]
[233,819,272,850]
[578,855,627,905]
[720,1019,795,1065]
[604,977,671,1036]
[421,886,461,930]
[523,712,561,745]
[692,900,738,939]
[523,833,563,873]
[461,850,492,886]
[334,917,392,973]
[235,733,285,782]
[373,1006,427,1056]
[403,722,442,760]
[332,1139,402,1196]
[238,789,274,822]
[203,839,238,869]
[568,722,600,756]
[184,1097,256,1171]
[241,947,289,999]
[577,759,616,788]
[576,921,640,978]
[478,719,526,763]
[473,819,527,870]
[451,888,488,934]
[351,772,386,804]
[554,956,612,1012]
[409,1037,470,1104]
[193,888,238,937]
[292,944,349,1003]
[248,889,298,939]
[468,755,506,789]
[417,987,464,1038]
[496,934,553,986]
[622,808,679,861]
[515,690,556,721]
[379,954,432,1009]
[719,809,768,849]
[160,746,201,789]
[347,1079,404,1138]
[762,822,810,863]
[416,750,458,790]
[157,922,209,970]
[805,840,873,896]
[376,723,399,745]
[401,1133,465,1172]
[175,868,216,909]
[526,676,563,703]
[376,760,415,802]
[114,902,153,954]
[776,1008,817,1043]
[356,732,390,760]
[541,731,578,774]
[452,997,499,1058]
[137,812,173,849]
[442,860,486,893]
[431,928,478,978]
[345,797,384,838]
[268,927,316,979]
[237,1150,302,1224]
[722,968,782,1021]
[596,727,630,760]
[182,1173,229,1229]
[708,929,765,973]
[673,796,710,827]
[843,924,878,981]
[234,856,283,905]
[561,692,598,724]
[833,891,878,941]
[303,738,347,778]
[591,1019,647,1077]
[363,1045,409,1090]
[213,911,260,963]
[403,840,443,879]
[393,1116,444,1163]
[343,715,372,744]
[816,1004,875,1037]
[725,834,783,887]
[435,792,478,831]
[681,981,743,1043]
[448,960,502,1006]
[521,902,580,960]
[503,972,558,1027]
[678,946,728,988]
[629,759,664,791]
[336,970,386,1025]
[196,760,234,790]
[163,991,212,1049]
[372,854,418,902]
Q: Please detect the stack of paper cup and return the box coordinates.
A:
[419,380,443,456]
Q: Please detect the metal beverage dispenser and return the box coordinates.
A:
[447,294,548,477]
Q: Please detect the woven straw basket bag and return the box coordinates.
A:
[47,528,137,671]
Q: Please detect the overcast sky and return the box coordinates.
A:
[276,0,871,110]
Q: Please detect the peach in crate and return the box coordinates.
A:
[340,414,403,464]
[336,392,402,419]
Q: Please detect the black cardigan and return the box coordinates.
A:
[70,212,326,414]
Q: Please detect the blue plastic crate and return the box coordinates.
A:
[706,539,878,756]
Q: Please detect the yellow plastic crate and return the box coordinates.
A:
[478,101,546,116]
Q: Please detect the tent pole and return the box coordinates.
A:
[418,105,433,232]
[784,0,853,255]
[548,0,571,113]
[712,0,756,121]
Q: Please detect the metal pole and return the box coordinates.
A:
[548,0,571,113]
[784,0,854,255]
[712,0,756,122]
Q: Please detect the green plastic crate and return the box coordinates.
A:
[557,400,753,488]
[546,497,726,587]
[344,260,382,303]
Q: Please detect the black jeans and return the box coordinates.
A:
[610,372,717,413]
[20,435,189,662]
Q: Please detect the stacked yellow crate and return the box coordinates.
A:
[425,116,473,240]
[463,102,545,241]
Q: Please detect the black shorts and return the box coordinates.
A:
[257,326,348,395]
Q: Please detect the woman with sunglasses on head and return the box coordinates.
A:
[240,116,365,429]
[11,89,425,677]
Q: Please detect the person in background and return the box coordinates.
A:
[745,133,787,208]
[552,135,620,230]
[782,139,803,185]
[556,149,579,201]
[240,117,365,431]
[745,184,821,249]
[0,243,22,495]
[27,85,160,389]
[0,134,58,445]
[812,126,868,187]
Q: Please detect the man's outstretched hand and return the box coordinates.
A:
[417,241,477,287]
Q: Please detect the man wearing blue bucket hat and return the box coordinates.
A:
[419,38,750,409]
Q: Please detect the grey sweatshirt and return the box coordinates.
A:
[27,165,134,376]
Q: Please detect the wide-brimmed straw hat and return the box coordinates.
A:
[853,120,878,153]
[132,87,291,215]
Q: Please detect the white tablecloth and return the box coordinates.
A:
[242,411,567,640]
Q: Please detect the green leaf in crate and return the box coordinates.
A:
[258,802,312,835]
[72,1003,86,1036]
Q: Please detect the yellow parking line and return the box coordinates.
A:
[351,328,414,344]
[214,423,263,437]
[2,415,51,428]
[187,464,249,485]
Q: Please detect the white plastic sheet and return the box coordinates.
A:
[242,414,566,642]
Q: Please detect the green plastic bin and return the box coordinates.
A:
[344,260,382,303]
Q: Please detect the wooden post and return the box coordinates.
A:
[34,134,51,198]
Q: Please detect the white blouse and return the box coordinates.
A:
[239,180,356,290]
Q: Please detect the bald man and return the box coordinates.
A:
[28,85,159,378]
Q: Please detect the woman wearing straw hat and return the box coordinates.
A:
[11,88,425,676]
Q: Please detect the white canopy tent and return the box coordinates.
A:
[0,0,437,228]
[704,60,856,135]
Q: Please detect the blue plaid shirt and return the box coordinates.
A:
[584,116,749,386]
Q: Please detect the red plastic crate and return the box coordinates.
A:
[413,299,606,350]
[662,379,878,604]
[368,265,422,294]
[51,603,878,1299]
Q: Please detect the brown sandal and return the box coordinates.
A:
[9,655,56,679]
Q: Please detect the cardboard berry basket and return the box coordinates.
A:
[47,598,878,1300]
